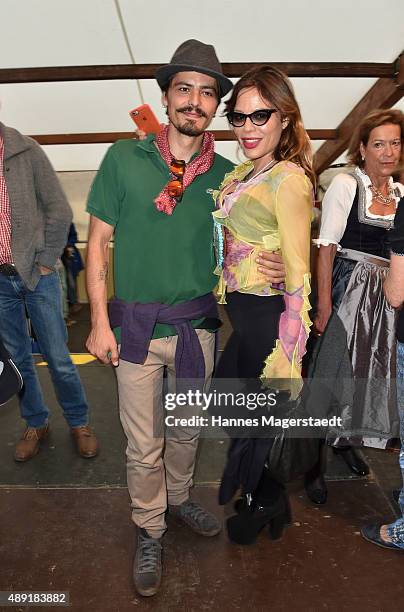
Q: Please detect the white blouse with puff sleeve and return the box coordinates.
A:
[313,167,404,251]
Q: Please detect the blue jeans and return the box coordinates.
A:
[65,266,77,305]
[386,341,404,547]
[0,271,89,428]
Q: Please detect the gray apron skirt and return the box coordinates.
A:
[314,248,399,444]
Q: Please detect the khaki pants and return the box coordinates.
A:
[116,329,215,538]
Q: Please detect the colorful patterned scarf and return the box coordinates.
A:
[154,125,215,215]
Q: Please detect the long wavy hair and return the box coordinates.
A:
[347,108,404,168]
[225,65,315,187]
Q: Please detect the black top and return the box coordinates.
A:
[388,197,404,342]
[340,187,391,258]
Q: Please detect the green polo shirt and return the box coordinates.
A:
[87,135,233,340]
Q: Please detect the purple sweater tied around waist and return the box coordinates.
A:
[109,293,219,383]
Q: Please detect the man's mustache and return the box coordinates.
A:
[177,105,207,119]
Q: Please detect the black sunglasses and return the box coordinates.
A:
[226,108,278,127]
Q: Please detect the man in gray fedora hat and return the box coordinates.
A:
[85,39,284,597]
[155,38,233,100]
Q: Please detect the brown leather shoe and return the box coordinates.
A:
[14,425,49,462]
[71,425,98,458]
[69,303,83,315]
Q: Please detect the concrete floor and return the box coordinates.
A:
[0,307,403,611]
[0,479,403,612]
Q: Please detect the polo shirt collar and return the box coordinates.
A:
[136,132,207,163]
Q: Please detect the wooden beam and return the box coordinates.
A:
[314,53,404,174]
[0,63,395,84]
[31,129,337,145]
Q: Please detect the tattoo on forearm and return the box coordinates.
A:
[98,263,108,281]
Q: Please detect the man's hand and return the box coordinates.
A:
[256,250,285,283]
[39,265,53,275]
[86,324,119,366]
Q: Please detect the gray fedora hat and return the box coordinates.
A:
[155,39,233,98]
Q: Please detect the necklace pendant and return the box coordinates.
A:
[369,183,394,206]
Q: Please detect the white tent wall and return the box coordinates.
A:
[1,0,403,66]
[0,0,403,227]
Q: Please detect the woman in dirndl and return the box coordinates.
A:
[305,108,404,504]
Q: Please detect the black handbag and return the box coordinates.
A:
[267,400,321,483]
[0,336,23,406]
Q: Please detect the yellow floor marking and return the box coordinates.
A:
[36,354,97,366]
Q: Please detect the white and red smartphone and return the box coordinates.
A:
[129,104,162,134]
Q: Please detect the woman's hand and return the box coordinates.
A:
[132,125,165,141]
[313,304,332,335]
[384,255,404,308]
[133,129,147,141]
[314,245,337,336]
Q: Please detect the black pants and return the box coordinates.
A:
[216,292,286,501]
[216,291,284,380]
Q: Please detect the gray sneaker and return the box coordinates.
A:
[169,500,222,536]
[133,528,162,597]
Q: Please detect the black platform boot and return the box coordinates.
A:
[227,469,291,545]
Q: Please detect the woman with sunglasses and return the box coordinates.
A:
[212,65,315,545]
